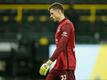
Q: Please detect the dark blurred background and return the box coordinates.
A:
[0,0,107,80]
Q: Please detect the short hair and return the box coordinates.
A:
[48,2,64,13]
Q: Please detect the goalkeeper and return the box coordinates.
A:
[39,2,76,80]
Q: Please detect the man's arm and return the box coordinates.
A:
[50,24,71,61]
[39,24,71,76]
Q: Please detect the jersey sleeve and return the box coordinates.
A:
[50,24,71,61]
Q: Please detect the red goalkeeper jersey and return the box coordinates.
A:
[50,18,76,70]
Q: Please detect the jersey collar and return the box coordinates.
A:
[59,18,67,25]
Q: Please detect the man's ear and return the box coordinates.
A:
[57,9,61,14]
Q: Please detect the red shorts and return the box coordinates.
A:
[45,69,75,80]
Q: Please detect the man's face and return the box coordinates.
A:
[49,8,60,22]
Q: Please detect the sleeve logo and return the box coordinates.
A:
[62,32,68,37]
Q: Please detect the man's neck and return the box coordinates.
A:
[58,15,65,22]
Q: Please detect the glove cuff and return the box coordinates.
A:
[47,60,53,66]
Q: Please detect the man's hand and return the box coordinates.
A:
[39,60,53,76]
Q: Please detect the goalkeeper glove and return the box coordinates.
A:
[39,60,53,76]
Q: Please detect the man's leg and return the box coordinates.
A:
[58,70,76,80]
[46,69,75,80]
